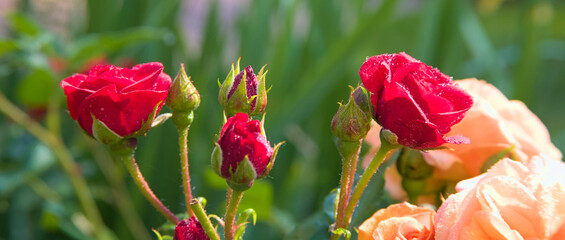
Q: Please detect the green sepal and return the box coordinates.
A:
[91,114,123,145]
[227,156,256,191]
[219,61,239,114]
[250,65,268,116]
[225,69,251,116]
[481,145,516,173]
[258,141,285,179]
[151,113,172,128]
[211,142,223,177]
[131,101,162,137]
[380,128,399,146]
[234,208,257,240]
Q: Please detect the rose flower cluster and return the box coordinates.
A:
[356,53,564,240]
[58,52,563,240]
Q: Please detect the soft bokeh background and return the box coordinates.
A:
[1,0,564,239]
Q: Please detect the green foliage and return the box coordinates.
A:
[2,0,565,239]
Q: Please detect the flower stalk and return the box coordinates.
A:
[331,130,398,239]
[110,139,180,224]
[333,140,362,233]
[190,199,221,240]
[224,188,245,240]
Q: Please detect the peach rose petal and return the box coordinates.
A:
[436,156,565,240]
[359,202,435,240]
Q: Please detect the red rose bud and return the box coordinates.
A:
[218,59,267,117]
[331,86,372,141]
[174,217,209,240]
[211,113,282,191]
[359,52,473,149]
[60,62,171,144]
[166,64,200,113]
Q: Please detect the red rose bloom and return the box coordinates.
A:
[218,113,273,179]
[174,217,209,240]
[359,52,473,149]
[60,62,171,138]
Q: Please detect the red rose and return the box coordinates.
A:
[174,217,209,240]
[211,113,279,190]
[60,62,171,139]
[359,52,472,149]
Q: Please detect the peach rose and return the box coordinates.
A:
[364,79,562,203]
[436,156,565,240]
[359,202,436,240]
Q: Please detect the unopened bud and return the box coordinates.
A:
[331,86,372,141]
[166,64,200,113]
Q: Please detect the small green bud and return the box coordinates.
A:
[396,148,434,180]
[331,86,372,141]
[166,64,200,113]
[401,178,428,203]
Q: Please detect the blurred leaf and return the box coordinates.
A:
[15,68,55,107]
[6,12,42,37]
[239,180,273,220]
[67,27,166,67]
[0,40,18,56]
[204,168,227,189]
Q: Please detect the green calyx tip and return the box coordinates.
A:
[91,114,123,145]
[227,156,257,191]
[166,64,200,113]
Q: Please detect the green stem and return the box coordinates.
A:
[90,143,152,240]
[0,93,113,239]
[190,199,221,240]
[337,137,397,235]
[333,140,362,236]
[224,188,244,240]
[178,127,194,216]
[112,140,180,224]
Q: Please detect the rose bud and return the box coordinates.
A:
[359,52,473,149]
[331,86,372,142]
[60,62,171,144]
[218,59,267,117]
[166,64,200,129]
[211,113,282,191]
[166,64,200,113]
[174,217,209,240]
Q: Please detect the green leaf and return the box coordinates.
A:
[67,27,166,67]
[0,40,18,56]
[7,12,41,36]
[15,69,55,107]
[238,180,273,220]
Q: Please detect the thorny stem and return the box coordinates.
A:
[190,199,221,240]
[224,188,245,240]
[112,139,180,224]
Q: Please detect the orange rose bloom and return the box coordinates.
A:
[436,156,565,240]
[358,202,436,240]
[364,79,562,203]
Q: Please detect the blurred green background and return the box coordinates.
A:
[1,0,564,239]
